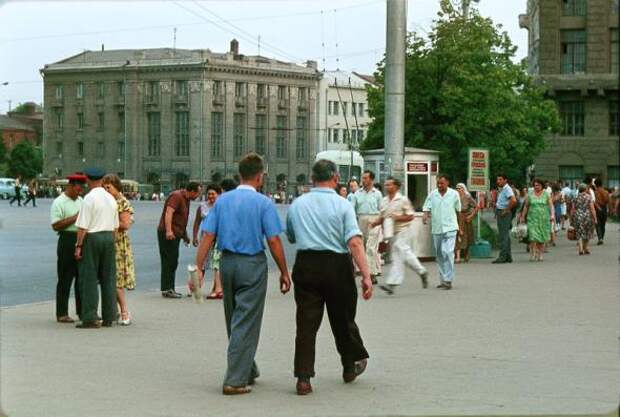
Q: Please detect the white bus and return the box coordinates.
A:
[315,150,364,182]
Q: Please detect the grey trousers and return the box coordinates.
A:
[496,210,513,261]
[220,251,268,387]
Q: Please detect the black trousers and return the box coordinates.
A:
[9,187,21,206]
[23,192,36,207]
[496,210,512,261]
[292,250,369,379]
[596,206,607,241]
[157,230,181,291]
[56,232,81,318]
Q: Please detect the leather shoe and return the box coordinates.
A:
[440,282,452,290]
[296,378,312,395]
[343,359,367,383]
[222,385,251,395]
[492,258,509,264]
[101,320,114,327]
[75,321,101,329]
[162,290,182,299]
[56,315,75,323]
[379,285,394,295]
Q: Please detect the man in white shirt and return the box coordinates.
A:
[74,168,119,328]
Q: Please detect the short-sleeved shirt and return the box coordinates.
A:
[422,188,461,234]
[157,190,191,239]
[204,185,283,255]
[352,187,383,215]
[50,193,83,232]
[75,187,119,232]
[496,183,515,209]
[379,192,415,234]
[286,187,361,253]
[198,202,214,233]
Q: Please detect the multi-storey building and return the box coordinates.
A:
[316,70,375,153]
[519,0,619,187]
[41,40,320,193]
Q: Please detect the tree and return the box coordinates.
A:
[363,1,559,184]
[8,141,43,179]
[0,139,6,164]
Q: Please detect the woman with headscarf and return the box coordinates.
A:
[455,183,478,263]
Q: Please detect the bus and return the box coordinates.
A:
[315,150,364,182]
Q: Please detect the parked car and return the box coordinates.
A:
[0,178,16,199]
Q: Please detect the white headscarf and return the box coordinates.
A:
[456,183,471,197]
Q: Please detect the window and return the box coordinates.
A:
[147,112,161,156]
[298,87,307,101]
[352,102,357,116]
[559,165,584,188]
[608,166,620,188]
[211,112,223,159]
[76,82,84,99]
[358,129,364,143]
[342,102,348,116]
[147,81,160,102]
[213,80,222,96]
[277,85,286,100]
[333,128,340,143]
[561,30,586,74]
[611,29,619,73]
[55,85,63,99]
[327,128,333,143]
[610,100,619,136]
[255,114,266,155]
[276,115,287,158]
[296,116,307,160]
[118,141,125,160]
[235,82,245,97]
[77,142,84,158]
[613,0,620,14]
[351,129,357,144]
[118,112,125,131]
[97,82,105,98]
[257,83,266,98]
[117,81,125,97]
[562,0,586,16]
[233,113,245,158]
[96,142,104,158]
[175,111,189,156]
[343,129,349,144]
[358,103,364,117]
[333,101,339,116]
[176,80,188,98]
[97,112,104,130]
[560,101,584,136]
[55,109,64,129]
[77,112,85,130]
[55,142,63,156]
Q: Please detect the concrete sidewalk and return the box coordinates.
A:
[1,228,619,417]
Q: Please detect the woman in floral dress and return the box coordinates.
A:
[520,179,554,261]
[102,174,135,325]
[573,183,597,255]
[455,183,478,263]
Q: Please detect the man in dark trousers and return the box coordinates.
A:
[286,159,373,395]
[493,174,517,264]
[50,173,87,323]
[196,153,291,395]
[157,182,201,298]
[9,176,22,206]
[74,168,118,328]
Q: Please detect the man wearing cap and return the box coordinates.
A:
[50,174,87,323]
[74,168,119,328]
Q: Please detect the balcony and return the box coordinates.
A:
[174,94,188,104]
[212,94,224,105]
[145,95,160,106]
[256,96,268,108]
[277,99,289,110]
[297,100,309,111]
[235,96,246,108]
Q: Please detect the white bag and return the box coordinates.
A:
[510,223,527,240]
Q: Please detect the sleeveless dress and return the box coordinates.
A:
[526,191,550,243]
[574,193,594,240]
[115,196,136,289]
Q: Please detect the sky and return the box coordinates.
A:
[0,0,528,114]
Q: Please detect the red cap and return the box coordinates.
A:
[66,173,87,184]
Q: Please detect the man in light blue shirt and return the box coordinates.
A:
[493,174,517,264]
[286,159,372,396]
[196,153,291,395]
[423,175,461,289]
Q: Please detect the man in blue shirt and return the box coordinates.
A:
[493,174,517,264]
[286,159,372,396]
[196,153,291,395]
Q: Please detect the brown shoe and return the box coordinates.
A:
[75,321,101,329]
[296,378,312,395]
[222,385,251,395]
[343,359,368,383]
[56,315,75,323]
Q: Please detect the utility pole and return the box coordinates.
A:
[462,0,480,19]
[384,0,407,181]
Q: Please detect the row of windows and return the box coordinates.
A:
[55,141,125,160]
[53,110,124,131]
[559,165,620,188]
[562,0,620,16]
[328,100,365,117]
[327,128,365,145]
[560,28,618,74]
[559,100,619,136]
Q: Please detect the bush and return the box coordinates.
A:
[479,218,498,249]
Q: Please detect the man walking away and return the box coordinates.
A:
[9,176,22,206]
[196,153,291,396]
[157,182,201,298]
[372,176,428,295]
[352,170,383,283]
[493,174,517,264]
[50,174,87,323]
[74,168,118,328]
[286,159,372,395]
[422,175,461,290]
[594,178,609,245]
[23,179,37,207]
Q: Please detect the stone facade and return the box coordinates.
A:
[520,0,619,187]
[41,41,320,193]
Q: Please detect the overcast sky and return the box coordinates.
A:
[0,0,528,114]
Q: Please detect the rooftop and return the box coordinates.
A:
[0,115,35,131]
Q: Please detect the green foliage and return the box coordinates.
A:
[0,140,6,164]
[479,218,498,249]
[363,0,560,185]
[8,141,43,179]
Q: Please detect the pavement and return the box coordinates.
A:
[1,202,619,417]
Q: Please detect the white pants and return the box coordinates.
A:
[385,226,426,286]
[358,215,382,276]
[432,231,457,283]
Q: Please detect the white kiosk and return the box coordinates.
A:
[363,147,440,259]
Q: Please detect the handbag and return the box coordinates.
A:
[510,223,527,240]
[567,227,577,241]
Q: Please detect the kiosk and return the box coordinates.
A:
[363,147,440,259]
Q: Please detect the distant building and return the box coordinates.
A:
[316,70,375,153]
[520,0,619,187]
[41,40,320,193]
[0,114,37,152]
[7,102,43,144]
